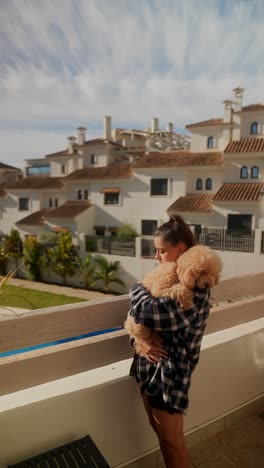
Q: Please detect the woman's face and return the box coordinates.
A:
[154,236,186,263]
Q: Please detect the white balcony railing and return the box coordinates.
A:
[0,275,263,467]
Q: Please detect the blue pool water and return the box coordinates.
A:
[0,326,123,358]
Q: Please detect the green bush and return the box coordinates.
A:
[0,246,8,275]
[116,223,139,238]
[23,236,42,281]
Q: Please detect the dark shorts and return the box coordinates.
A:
[146,392,182,415]
[130,353,183,415]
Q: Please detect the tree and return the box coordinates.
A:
[4,229,23,273]
[80,253,96,289]
[23,236,42,281]
[38,230,57,283]
[47,232,80,285]
[116,223,139,238]
[92,256,125,292]
[0,246,8,275]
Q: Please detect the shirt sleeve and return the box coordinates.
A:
[129,282,209,332]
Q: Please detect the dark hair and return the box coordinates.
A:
[154,215,196,249]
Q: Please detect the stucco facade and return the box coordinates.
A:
[0,88,264,269]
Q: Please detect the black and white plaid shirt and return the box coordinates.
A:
[129,283,210,414]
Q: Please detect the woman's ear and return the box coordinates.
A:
[179,242,187,256]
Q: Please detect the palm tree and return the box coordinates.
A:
[92,256,125,292]
[80,253,96,289]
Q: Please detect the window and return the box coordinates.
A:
[250,122,259,135]
[104,192,119,204]
[84,190,89,200]
[95,227,105,236]
[49,198,53,208]
[61,164,66,174]
[150,178,168,196]
[227,214,252,233]
[54,198,58,207]
[196,178,203,190]
[205,178,212,190]
[77,189,82,200]
[141,220,158,236]
[207,136,214,148]
[251,166,259,179]
[91,154,96,164]
[19,198,29,211]
[240,166,248,179]
[26,166,50,176]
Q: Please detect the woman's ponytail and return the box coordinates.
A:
[154,215,196,248]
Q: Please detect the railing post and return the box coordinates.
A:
[253,229,261,254]
[135,237,142,258]
[222,228,225,251]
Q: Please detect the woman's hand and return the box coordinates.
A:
[136,337,168,363]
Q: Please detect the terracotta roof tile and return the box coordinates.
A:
[45,201,92,218]
[167,193,214,213]
[225,138,264,153]
[213,183,264,201]
[241,104,264,112]
[7,176,64,190]
[134,152,223,168]
[16,209,51,226]
[0,185,6,197]
[186,118,224,129]
[100,188,120,193]
[65,164,132,181]
[45,139,126,158]
[0,162,20,170]
[52,226,69,233]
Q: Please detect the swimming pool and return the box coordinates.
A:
[0,326,123,358]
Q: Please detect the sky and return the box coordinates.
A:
[0,0,264,168]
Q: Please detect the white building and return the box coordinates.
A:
[0,88,264,279]
[0,162,22,230]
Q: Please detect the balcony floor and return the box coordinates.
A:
[158,411,264,468]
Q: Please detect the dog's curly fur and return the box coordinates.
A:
[124,245,222,355]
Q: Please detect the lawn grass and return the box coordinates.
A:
[0,285,86,309]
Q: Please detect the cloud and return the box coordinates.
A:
[0,0,264,166]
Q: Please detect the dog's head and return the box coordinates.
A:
[177,245,222,289]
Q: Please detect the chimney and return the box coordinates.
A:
[233,87,244,112]
[77,127,86,146]
[68,136,77,154]
[223,100,233,123]
[167,122,174,133]
[104,115,112,140]
[151,117,159,133]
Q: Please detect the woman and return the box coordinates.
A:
[129,215,211,468]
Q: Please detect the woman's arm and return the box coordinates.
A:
[129,283,209,332]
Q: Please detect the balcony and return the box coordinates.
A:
[0,274,263,467]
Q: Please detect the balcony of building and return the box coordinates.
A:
[0,274,263,468]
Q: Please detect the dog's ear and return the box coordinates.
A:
[196,273,219,288]
[178,267,196,289]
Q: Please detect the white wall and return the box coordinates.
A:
[190,127,224,152]
[0,191,41,235]
[223,156,264,183]
[241,111,264,139]
[212,201,263,229]
[90,169,186,234]
[0,315,262,468]
[82,145,110,167]
[186,168,223,193]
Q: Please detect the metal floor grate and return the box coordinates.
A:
[8,435,110,468]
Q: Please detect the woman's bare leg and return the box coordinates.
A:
[141,394,157,433]
[152,407,190,468]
